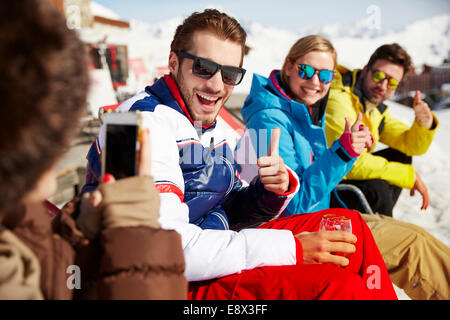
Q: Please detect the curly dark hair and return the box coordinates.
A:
[0,0,89,212]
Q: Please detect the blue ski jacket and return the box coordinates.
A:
[238,70,356,214]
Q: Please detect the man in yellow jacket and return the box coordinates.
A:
[325,43,449,300]
[325,43,438,216]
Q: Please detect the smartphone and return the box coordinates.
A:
[101,111,142,179]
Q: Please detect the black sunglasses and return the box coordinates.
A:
[176,51,246,86]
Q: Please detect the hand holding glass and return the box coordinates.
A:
[319,214,352,232]
[319,214,352,258]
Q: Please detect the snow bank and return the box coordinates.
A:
[386,101,450,247]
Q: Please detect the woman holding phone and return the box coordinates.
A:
[0,0,186,299]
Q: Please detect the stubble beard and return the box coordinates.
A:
[362,76,385,105]
[175,72,226,127]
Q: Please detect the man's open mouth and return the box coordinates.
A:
[196,93,221,110]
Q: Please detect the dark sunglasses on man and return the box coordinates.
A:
[176,51,246,86]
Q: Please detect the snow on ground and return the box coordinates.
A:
[386,101,450,247]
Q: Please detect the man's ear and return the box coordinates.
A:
[362,65,369,76]
[168,52,179,75]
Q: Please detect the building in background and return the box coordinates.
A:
[45,0,138,115]
[395,60,450,110]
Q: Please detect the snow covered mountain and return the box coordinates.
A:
[239,14,450,93]
[90,2,449,89]
[113,12,449,94]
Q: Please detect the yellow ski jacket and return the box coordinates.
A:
[325,65,439,189]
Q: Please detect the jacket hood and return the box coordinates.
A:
[333,65,362,92]
[333,65,388,114]
[241,70,306,123]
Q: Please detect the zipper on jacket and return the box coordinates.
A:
[203,137,214,162]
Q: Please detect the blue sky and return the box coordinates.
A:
[94,0,449,32]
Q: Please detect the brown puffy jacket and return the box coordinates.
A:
[1,177,187,300]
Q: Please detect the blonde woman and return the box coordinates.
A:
[239,35,372,214]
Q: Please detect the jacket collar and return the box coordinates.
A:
[346,69,388,115]
[352,71,368,112]
[146,75,217,132]
[269,70,292,99]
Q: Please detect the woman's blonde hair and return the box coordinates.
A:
[280,35,337,89]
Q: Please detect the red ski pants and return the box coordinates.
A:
[189,209,397,300]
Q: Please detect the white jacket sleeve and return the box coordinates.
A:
[143,111,298,282]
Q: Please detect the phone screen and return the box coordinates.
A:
[104,123,138,179]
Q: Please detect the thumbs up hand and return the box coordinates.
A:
[257,127,290,194]
[413,90,433,129]
[341,112,373,156]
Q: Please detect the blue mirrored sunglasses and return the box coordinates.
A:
[298,64,335,84]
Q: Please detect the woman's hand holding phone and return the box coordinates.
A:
[77,127,159,239]
[90,128,151,208]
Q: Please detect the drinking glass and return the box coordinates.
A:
[319,214,353,258]
[319,214,352,233]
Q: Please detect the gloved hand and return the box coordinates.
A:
[339,112,373,157]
